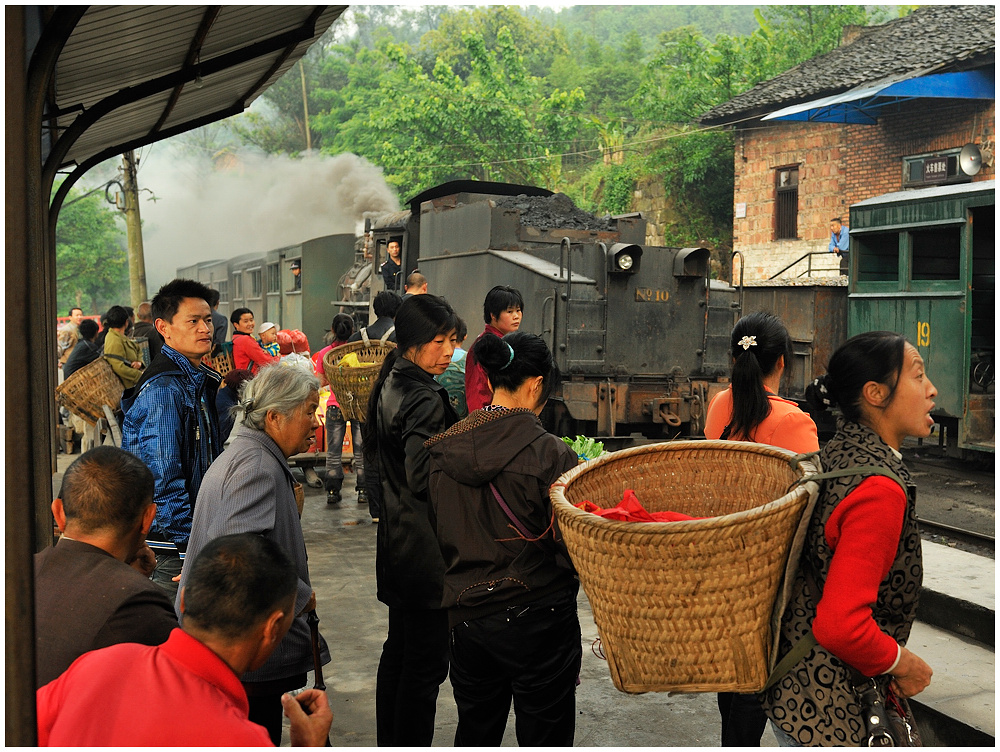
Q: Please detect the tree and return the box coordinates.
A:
[314,27,586,196]
[54,181,130,315]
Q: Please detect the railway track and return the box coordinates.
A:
[916,516,995,553]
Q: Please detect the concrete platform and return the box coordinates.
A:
[48,450,994,746]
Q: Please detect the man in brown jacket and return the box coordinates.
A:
[34,446,177,688]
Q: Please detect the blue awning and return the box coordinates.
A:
[762,67,995,125]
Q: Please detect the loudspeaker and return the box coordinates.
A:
[959,143,982,176]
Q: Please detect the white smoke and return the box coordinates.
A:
[131,148,400,289]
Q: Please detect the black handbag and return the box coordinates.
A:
[850,671,922,747]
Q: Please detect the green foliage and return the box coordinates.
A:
[223,4,897,249]
[54,181,129,315]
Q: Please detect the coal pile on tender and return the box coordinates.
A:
[494,193,615,232]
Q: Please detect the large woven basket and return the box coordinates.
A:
[55,357,124,426]
[549,440,818,694]
[323,340,396,423]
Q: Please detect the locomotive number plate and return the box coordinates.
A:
[635,288,669,303]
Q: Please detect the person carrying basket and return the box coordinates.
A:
[761,331,935,746]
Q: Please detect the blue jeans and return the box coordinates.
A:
[325,404,364,491]
[150,551,182,598]
[771,720,804,747]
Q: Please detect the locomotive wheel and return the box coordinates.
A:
[973,360,994,389]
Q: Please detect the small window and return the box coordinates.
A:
[267,263,280,293]
[911,228,960,281]
[216,281,229,304]
[775,167,798,240]
[232,274,243,299]
[249,269,262,298]
[856,232,899,282]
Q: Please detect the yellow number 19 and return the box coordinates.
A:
[916,321,930,347]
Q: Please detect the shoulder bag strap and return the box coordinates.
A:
[488,482,543,546]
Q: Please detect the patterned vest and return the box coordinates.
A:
[760,421,921,746]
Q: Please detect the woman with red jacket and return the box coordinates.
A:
[705,312,819,746]
[761,332,936,746]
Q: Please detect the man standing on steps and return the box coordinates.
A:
[121,278,222,597]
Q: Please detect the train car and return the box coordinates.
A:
[180,233,358,351]
[849,180,995,455]
[365,180,738,438]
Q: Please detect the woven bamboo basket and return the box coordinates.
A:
[549,440,818,694]
[55,357,125,426]
[323,340,396,423]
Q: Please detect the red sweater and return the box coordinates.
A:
[232,332,278,375]
[464,324,504,412]
[814,476,906,675]
[37,628,272,746]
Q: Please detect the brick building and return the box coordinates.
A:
[699,5,995,281]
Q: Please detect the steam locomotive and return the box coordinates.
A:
[180,178,994,455]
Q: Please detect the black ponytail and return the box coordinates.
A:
[728,312,793,440]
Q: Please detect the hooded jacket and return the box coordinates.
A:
[426,407,579,623]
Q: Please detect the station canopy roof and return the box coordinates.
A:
[762,67,995,125]
[41,6,346,178]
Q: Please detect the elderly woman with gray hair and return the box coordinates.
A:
[178,363,331,744]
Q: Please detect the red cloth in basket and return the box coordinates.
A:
[576,489,704,523]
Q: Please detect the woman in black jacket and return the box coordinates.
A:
[426,331,581,746]
[364,294,460,747]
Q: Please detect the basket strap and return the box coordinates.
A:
[763,631,818,691]
[788,464,906,496]
[379,326,395,345]
[361,328,371,347]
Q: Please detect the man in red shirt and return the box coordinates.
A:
[464,285,523,413]
[37,534,332,747]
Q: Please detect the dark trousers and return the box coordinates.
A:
[150,551,182,598]
[450,589,582,747]
[718,691,768,746]
[376,607,450,747]
[245,673,308,746]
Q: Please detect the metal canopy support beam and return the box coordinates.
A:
[42,11,322,190]
[148,5,223,138]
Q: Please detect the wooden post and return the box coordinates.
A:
[121,150,148,308]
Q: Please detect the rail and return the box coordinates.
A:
[767,251,835,280]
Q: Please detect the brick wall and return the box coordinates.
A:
[732,99,995,281]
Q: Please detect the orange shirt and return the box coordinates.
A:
[704,386,819,454]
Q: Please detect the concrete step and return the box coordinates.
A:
[909,541,994,745]
[918,540,994,646]
[908,621,994,745]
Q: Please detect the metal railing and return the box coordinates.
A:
[768,251,837,280]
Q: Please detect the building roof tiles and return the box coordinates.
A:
[699,5,995,125]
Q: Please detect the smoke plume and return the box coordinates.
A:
[132,149,400,289]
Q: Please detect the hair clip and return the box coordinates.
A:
[500,342,515,370]
[738,335,757,350]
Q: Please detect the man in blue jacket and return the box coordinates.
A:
[121,278,221,596]
[829,216,849,274]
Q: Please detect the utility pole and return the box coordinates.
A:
[121,150,148,307]
[299,60,311,151]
